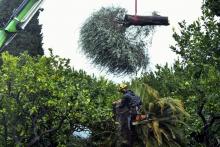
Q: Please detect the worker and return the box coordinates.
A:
[118,83,142,119]
[117,83,142,147]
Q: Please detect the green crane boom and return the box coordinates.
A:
[0,0,44,51]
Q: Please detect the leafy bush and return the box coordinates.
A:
[0,51,118,146]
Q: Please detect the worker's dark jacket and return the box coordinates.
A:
[118,89,142,141]
[119,90,141,110]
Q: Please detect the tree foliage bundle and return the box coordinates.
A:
[80,6,155,74]
[0,0,44,56]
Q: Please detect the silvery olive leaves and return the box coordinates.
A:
[79,7,155,74]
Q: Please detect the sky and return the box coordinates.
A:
[38,0,203,82]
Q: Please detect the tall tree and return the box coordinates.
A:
[0,0,44,56]
[146,3,220,146]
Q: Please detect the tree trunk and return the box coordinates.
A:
[3,114,8,146]
[124,14,169,26]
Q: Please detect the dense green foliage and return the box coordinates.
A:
[204,0,220,16]
[136,4,220,146]
[0,51,118,146]
[80,6,154,74]
[0,51,189,147]
[0,0,44,56]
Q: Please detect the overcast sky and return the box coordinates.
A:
[38,0,202,82]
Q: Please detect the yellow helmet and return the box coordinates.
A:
[118,83,128,92]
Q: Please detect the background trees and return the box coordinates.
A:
[137,2,220,146]
[171,2,220,146]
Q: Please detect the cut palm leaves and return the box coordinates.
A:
[131,81,189,147]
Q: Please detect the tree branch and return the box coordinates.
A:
[197,100,206,125]
[27,116,66,147]
[41,116,66,136]
[209,114,220,128]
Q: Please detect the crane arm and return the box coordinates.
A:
[0,0,44,51]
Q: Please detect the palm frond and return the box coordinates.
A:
[130,80,188,146]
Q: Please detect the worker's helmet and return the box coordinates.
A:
[118,83,128,92]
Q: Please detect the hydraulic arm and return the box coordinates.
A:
[0,0,44,51]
